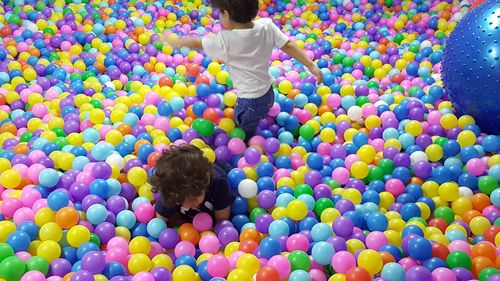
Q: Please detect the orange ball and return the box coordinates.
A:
[239,228,261,243]
[13,143,29,154]
[117,124,132,135]
[239,240,259,253]
[55,207,79,229]
[471,256,494,277]
[483,226,500,244]
[134,139,151,152]
[463,210,482,224]
[470,193,491,212]
[179,224,200,245]
[380,251,396,264]
[223,108,234,119]
[202,108,219,124]
[471,242,496,262]
[1,123,17,134]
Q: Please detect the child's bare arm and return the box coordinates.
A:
[280,41,323,84]
[214,206,231,222]
[160,33,203,50]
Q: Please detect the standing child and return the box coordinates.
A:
[160,0,323,141]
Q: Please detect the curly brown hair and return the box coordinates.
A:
[150,144,212,207]
[211,0,259,23]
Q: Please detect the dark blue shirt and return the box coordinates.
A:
[154,164,234,219]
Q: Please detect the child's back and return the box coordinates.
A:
[202,18,289,99]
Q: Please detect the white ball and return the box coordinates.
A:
[458,187,473,198]
[410,151,428,165]
[347,106,362,121]
[238,179,258,199]
[374,100,388,107]
[106,153,125,170]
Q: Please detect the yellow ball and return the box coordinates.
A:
[227,269,252,281]
[152,254,173,271]
[236,253,260,275]
[457,130,476,147]
[172,265,196,281]
[0,221,16,242]
[127,167,148,187]
[67,225,91,247]
[440,114,458,130]
[287,200,308,221]
[405,120,423,136]
[37,240,61,263]
[129,236,152,255]
[469,216,491,236]
[35,208,56,227]
[357,144,376,163]
[438,182,459,201]
[0,168,21,188]
[320,208,341,223]
[89,109,105,124]
[223,91,237,107]
[39,222,63,242]
[278,80,293,95]
[320,128,336,143]
[329,274,346,281]
[351,161,369,179]
[425,144,443,162]
[207,62,221,76]
[0,158,11,172]
[358,249,383,275]
[346,239,366,254]
[343,188,362,205]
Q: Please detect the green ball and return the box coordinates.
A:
[249,208,267,222]
[20,132,32,143]
[356,96,370,107]
[342,57,355,67]
[434,206,455,224]
[364,66,375,78]
[408,86,422,96]
[446,251,472,269]
[0,244,14,263]
[394,34,404,44]
[0,256,25,281]
[478,267,499,281]
[7,15,21,25]
[195,119,215,137]
[229,128,246,140]
[299,125,314,141]
[333,53,344,64]
[408,45,420,54]
[288,250,311,271]
[377,159,395,175]
[55,137,70,149]
[314,198,334,217]
[90,233,100,246]
[367,81,379,89]
[325,180,340,189]
[366,166,384,182]
[294,184,313,198]
[478,176,497,195]
[52,128,66,137]
[434,137,448,147]
[25,256,49,275]
[408,217,427,227]
[90,99,102,109]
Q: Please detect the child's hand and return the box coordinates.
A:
[157,32,180,48]
[307,64,323,85]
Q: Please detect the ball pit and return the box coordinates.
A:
[0,0,499,281]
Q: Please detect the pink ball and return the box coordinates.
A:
[21,188,42,208]
[365,231,388,250]
[286,234,309,252]
[466,158,485,176]
[21,270,46,281]
[199,234,221,254]
[47,276,62,281]
[399,257,418,270]
[344,155,361,169]
[107,237,129,251]
[174,241,196,257]
[132,272,154,281]
[31,199,48,212]
[13,207,35,225]
[432,267,457,281]
[331,251,356,274]
[148,242,164,259]
[448,240,471,255]
[16,251,32,262]
[317,143,331,156]
[193,212,213,232]
[207,254,230,278]
[385,179,405,197]
[105,248,129,266]
[267,255,291,280]
[135,203,154,223]
[332,167,350,185]
[268,103,281,117]
[1,198,23,218]
[309,268,327,281]
[140,113,156,126]
[327,94,341,109]
[153,117,170,132]
[427,111,442,125]
[228,251,244,269]
[28,164,45,183]
[228,138,246,155]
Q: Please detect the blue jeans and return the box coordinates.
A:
[234,86,274,141]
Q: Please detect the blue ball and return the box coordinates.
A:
[379,244,402,261]
[77,242,99,259]
[197,260,211,281]
[89,179,110,198]
[116,210,137,229]
[6,231,31,252]
[423,257,447,272]
[147,218,167,239]
[39,168,61,188]
[62,247,78,264]
[47,190,69,211]
[381,262,405,281]
[268,220,290,238]
[299,217,319,231]
[442,0,500,134]
[400,203,421,221]
[86,204,108,225]
[408,237,432,260]
[103,262,126,278]
[259,237,281,259]
[306,153,323,170]
[17,222,39,240]
[366,212,388,231]
[175,254,197,269]
[289,270,311,281]
[311,223,333,242]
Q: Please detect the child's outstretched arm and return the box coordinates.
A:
[160,33,203,50]
[281,41,323,84]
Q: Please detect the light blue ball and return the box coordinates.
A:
[268,219,290,238]
[86,204,108,225]
[82,128,100,143]
[297,194,315,211]
[147,218,167,238]
[72,156,90,171]
[116,210,137,229]
[311,241,334,265]
[132,197,151,210]
[276,193,295,208]
[288,270,311,281]
[39,168,60,188]
[490,188,500,208]
[310,223,333,242]
[381,262,405,281]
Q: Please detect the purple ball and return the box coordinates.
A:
[304,170,322,188]
[452,267,474,281]
[159,228,179,250]
[335,199,355,214]
[218,226,239,246]
[70,270,94,281]
[92,162,112,179]
[255,214,274,234]
[405,266,432,281]
[215,146,232,162]
[151,267,172,281]
[119,183,136,202]
[333,216,354,237]
[328,236,347,252]
[82,195,105,212]
[413,161,432,179]
[94,222,116,244]
[313,185,331,200]
[257,190,276,209]
[393,153,411,167]
[330,144,346,159]
[81,251,106,274]
[69,183,89,202]
[263,138,280,154]
[106,195,128,215]
[49,258,72,277]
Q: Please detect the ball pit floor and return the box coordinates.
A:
[0,0,499,281]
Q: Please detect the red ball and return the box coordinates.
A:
[483,226,500,244]
[431,242,450,261]
[202,108,219,123]
[195,75,211,85]
[346,267,372,281]
[428,218,448,233]
[187,63,201,77]
[256,266,280,281]
[159,76,173,87]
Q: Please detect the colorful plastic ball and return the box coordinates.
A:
[238,179,258,199]
[381,263,405,281]
[408,237,432,260]
[358,249,383,275]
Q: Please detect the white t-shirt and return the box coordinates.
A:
[202,18,289,99]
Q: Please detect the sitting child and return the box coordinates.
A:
[160,0,323,141]
[150,144,234,226]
